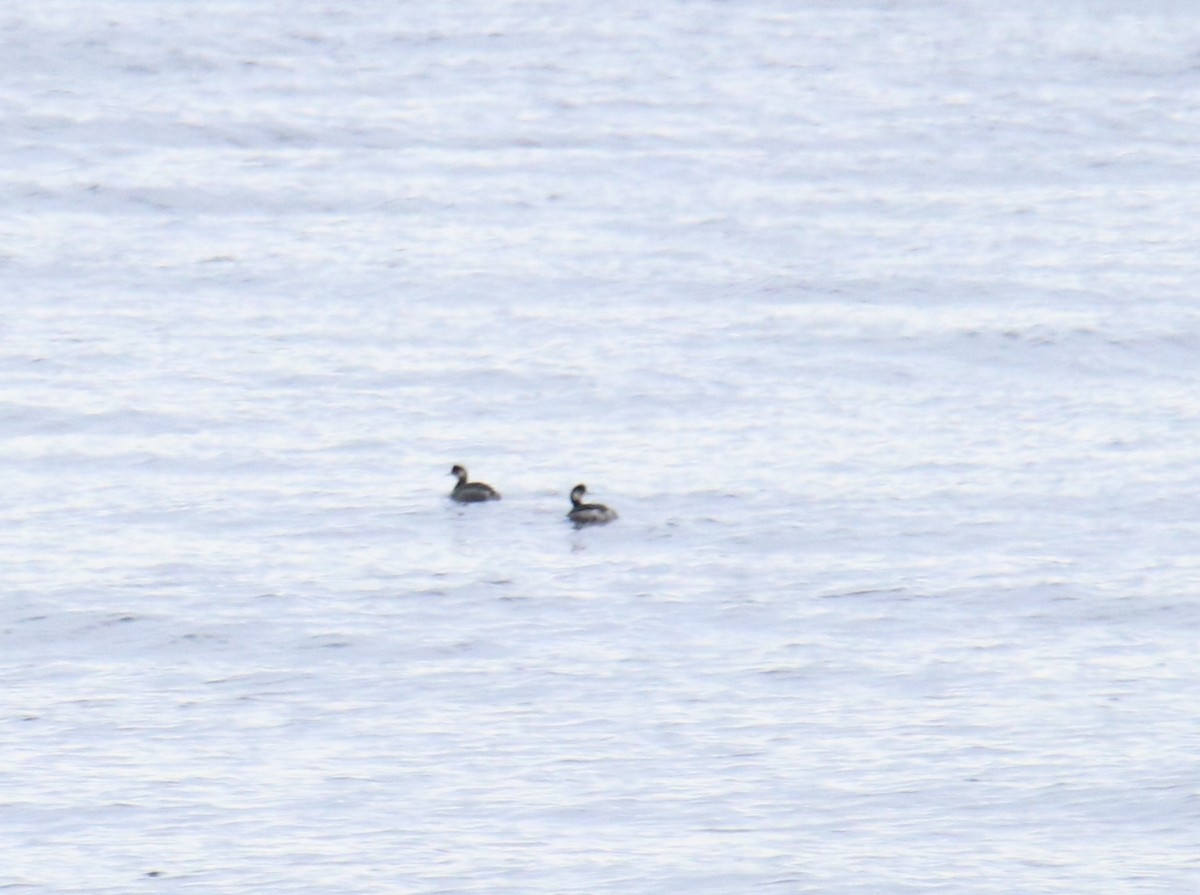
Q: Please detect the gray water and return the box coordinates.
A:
[3,2,1199,892]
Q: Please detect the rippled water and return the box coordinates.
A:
[3,2,1199,892]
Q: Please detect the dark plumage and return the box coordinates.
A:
[449,465,501,503]
[567,483,617,526]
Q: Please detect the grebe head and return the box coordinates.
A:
[450,465,467,481]
[570,484,587,504]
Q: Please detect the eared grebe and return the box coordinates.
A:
[567,483,617,526]
[449,465,501,503]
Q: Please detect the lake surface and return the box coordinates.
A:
[2,2,1199,892]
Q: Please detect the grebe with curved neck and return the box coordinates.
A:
[567,483,617,526]
[449,465,501,503]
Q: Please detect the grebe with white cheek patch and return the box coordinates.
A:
[566,483,617,526]
[449,465,501,503]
